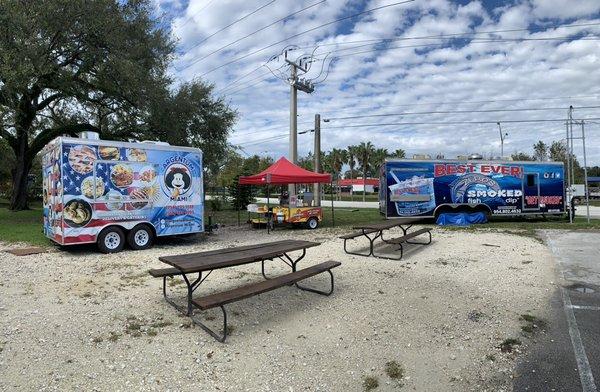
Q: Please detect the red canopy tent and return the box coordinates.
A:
[238,157,335,229]
[239,157,331,184]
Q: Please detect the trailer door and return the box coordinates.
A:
[523,172,540,210]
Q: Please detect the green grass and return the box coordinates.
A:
[0,200,49,246]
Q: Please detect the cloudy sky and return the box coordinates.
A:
[153,0,600,165]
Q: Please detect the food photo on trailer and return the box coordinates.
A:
[41,132,204,253]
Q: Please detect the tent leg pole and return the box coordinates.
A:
[267,185,270,235]
[330,181,335,228]
[237,183,241,226]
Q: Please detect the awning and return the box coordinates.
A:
[239,157,332,185]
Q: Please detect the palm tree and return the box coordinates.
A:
[329,148,347,200]
[370,148,389,174]
[346,145,358,201]
[356,141,375,202]
[391,148,406,159]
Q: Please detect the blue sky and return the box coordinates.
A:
[153,0,600,165]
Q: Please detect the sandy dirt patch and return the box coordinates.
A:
[0,226,556,391]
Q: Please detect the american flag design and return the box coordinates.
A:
[42,138,204,246]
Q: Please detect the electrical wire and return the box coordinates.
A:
[182,0,326,65]
[183,0,277,55]
[293,21,600,51]
[325,105,600,121]
[322,117,600,128]
[178,0,216,29]
[182,0,416,75]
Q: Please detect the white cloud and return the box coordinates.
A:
[168,0,600,165]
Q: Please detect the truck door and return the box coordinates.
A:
[523,172,540,210]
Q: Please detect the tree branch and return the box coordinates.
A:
[28,123,100,158]
[0,126,17,148]
[37,93,62,111]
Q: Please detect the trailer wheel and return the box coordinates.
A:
[127,224,154,250]
[306,217,319,230]
[97,226,125,253]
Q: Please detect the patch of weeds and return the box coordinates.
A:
[206,351,213,359]
[467,310,485,322]
[485,354,496,362]
[522,260,533,264]
[222,325,235,336]
[80,292,92,298]
[146,328,157,337]
[385,360,404,380]
[363,375,379,391]
[498,338,521,353]
[168,279,184,287]
[108,331,121,342]
[92,336,103,343]
[205,314,216,321]
[377,290,385,294]
[520,314,546,335]
[180,321,192,329]
[151,320,173,328]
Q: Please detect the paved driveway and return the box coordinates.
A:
[515,231,600,392]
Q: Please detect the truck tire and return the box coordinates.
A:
[127,224,154,250]
[306,217,319,230]
[97,226,125,253]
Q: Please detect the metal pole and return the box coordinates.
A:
[330,181,335,227]
[314,114,321,207]
[289,66,298,199]
[568,108,574,223]
[497,122,504,157]
[565,121,572,222]
[581,121,590,223]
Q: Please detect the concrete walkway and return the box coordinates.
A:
[514,231,600,392]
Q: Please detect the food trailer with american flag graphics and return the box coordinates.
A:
[41,132,204,253]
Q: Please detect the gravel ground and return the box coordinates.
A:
[0,226,555,391]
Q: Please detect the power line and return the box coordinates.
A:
[294,21,600,51]
[181,0,415,75]
[183,0,277,54]
[178,0,216,29]
[325,105,600,121]
[188,0,326,64]
[322,117,600,128]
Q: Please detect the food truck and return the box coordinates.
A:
[42,132,204,253]
[379,158,565,219]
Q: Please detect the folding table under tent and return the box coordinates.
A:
[238,157,334,231]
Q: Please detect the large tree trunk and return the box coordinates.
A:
[9,129,32,211]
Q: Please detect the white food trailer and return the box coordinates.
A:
[42,132,204,253]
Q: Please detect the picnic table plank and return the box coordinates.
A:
[352,217,421,231]
[159,239,320,273]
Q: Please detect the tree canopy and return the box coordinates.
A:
[0,0,236,210]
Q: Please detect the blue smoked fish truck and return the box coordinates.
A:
[379,158,565,219]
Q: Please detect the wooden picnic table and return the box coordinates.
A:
[150,239,337,342]
[343,217,424,257]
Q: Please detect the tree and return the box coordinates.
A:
[298,153,314,171]
[511,152,534,161]
[533,141,548,161]
[0,0,189,210]
[356,141,375,202]
[370,148,389,175]
[549,140,584,182]
[328,148,347,200]
[346,145,358,201]
[390,148,406,159]
[145,80,236,184]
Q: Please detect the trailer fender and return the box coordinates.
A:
[433,203,491,218]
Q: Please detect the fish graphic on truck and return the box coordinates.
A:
[379,159,565,218]
[42,135,204,253]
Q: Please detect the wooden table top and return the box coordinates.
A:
[159,239,321,273]
[353,217,421,231]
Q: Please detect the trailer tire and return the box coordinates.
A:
[127,224,154,250]
[306,217,319,230]
[97,226,126,253]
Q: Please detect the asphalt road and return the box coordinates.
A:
[514,231,600,392]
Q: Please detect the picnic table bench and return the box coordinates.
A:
[340,218,432,260]
[149,240,340,342]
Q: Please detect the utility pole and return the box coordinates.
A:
[497,122,507,158]
[314,114,321,206]
[582,120,590,223]
[289,65,298,199]
[283,50,314,202]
